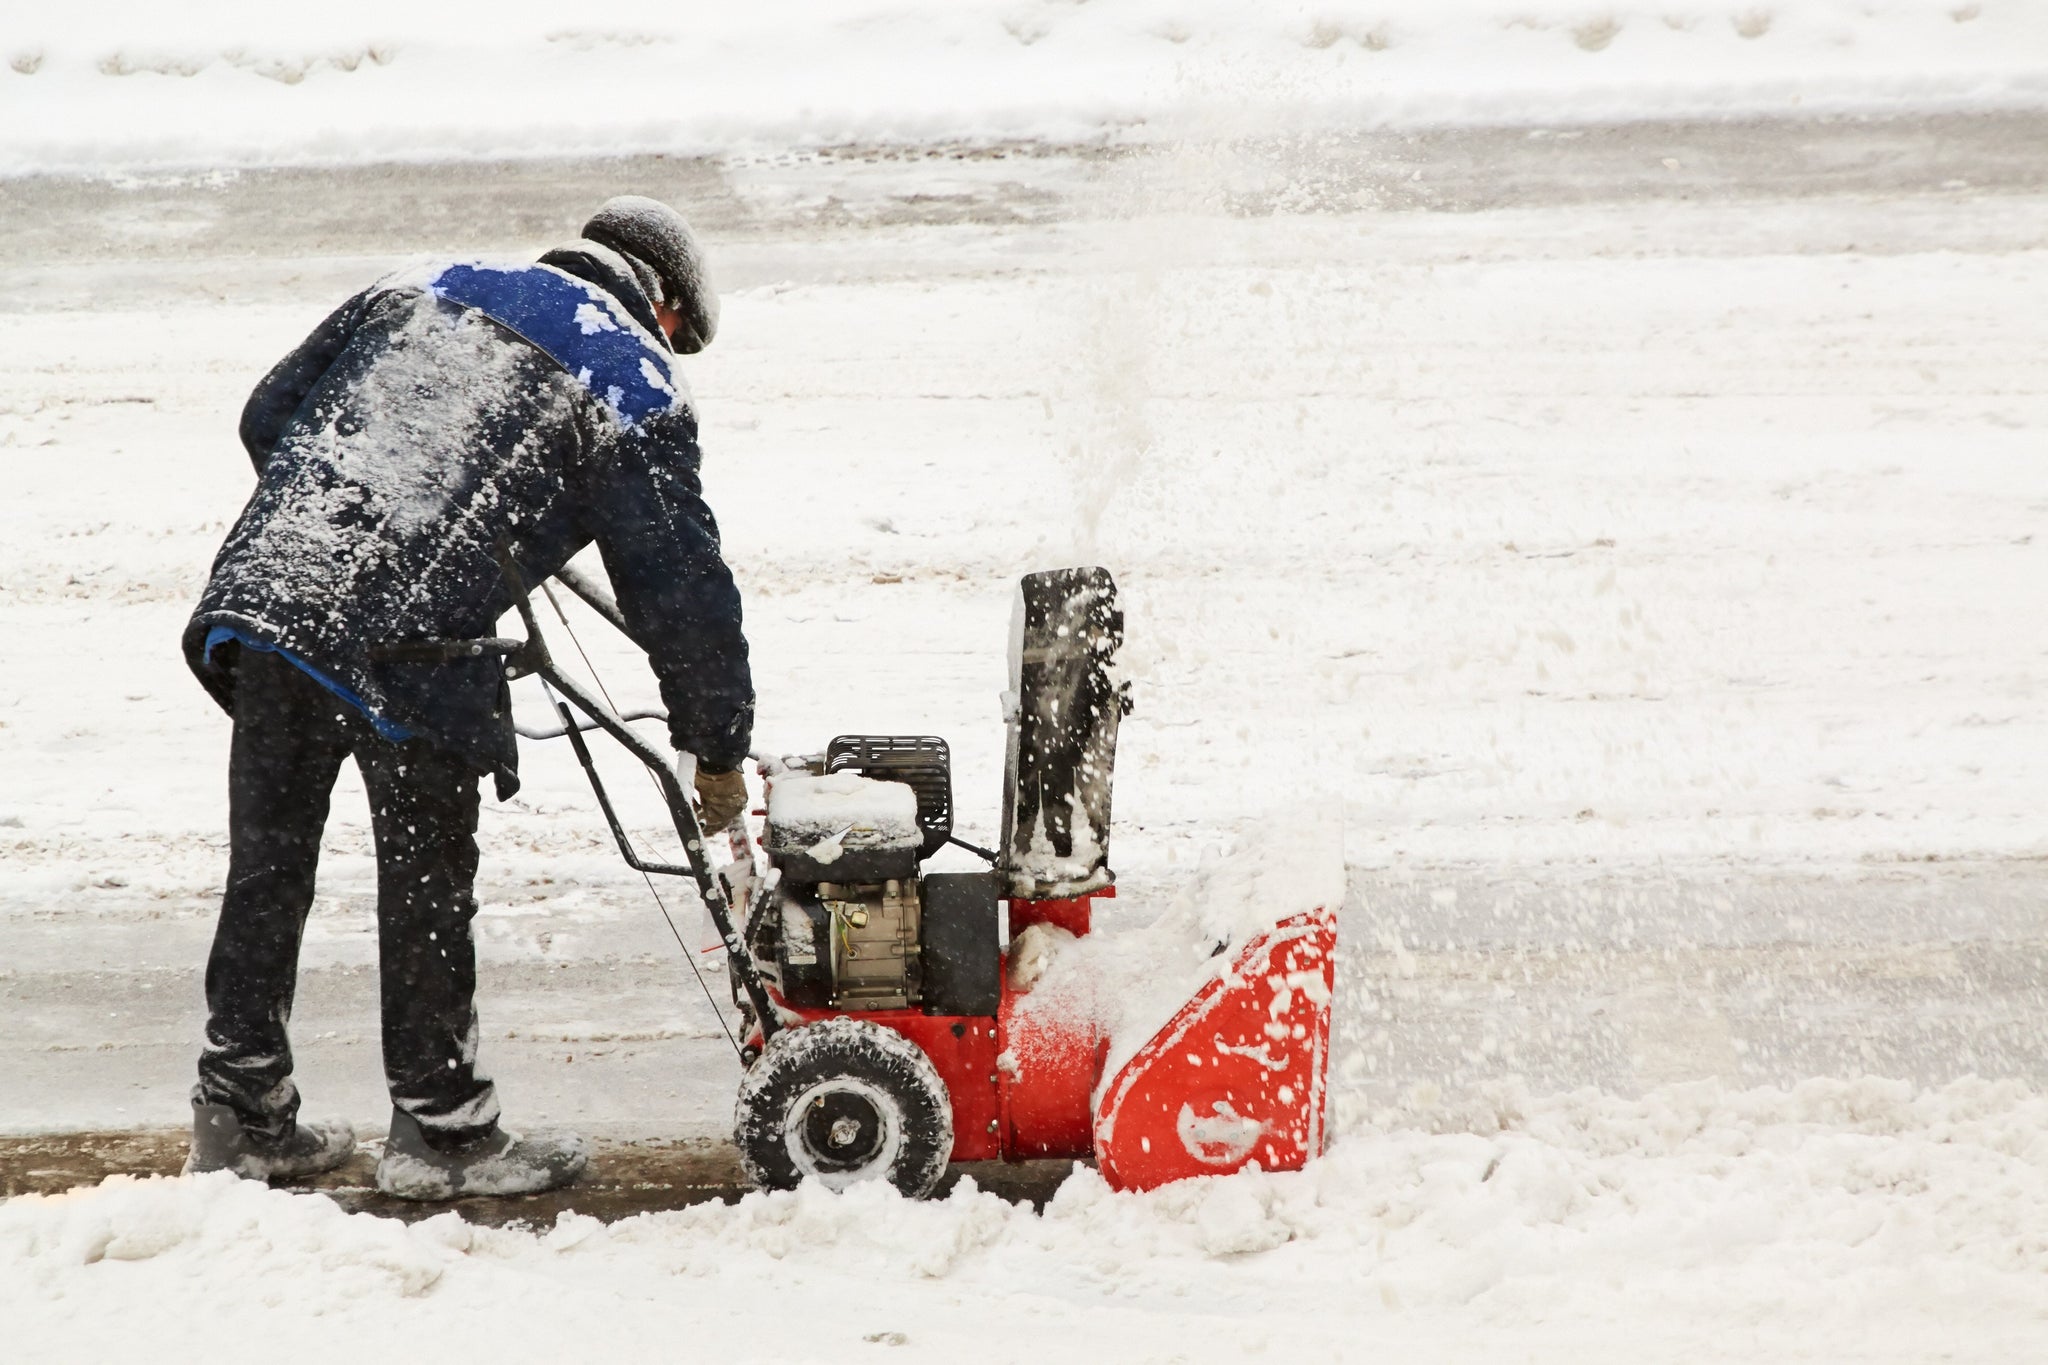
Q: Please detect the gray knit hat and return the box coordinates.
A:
[582,195,718,354]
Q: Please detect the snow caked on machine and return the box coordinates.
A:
[519,565,1337,1196]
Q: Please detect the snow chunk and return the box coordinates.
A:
[1006,921,1070,993]
[1012,817,1345,1090]
[767,771,921,851]
[638,355,676,398]
[1179,819,1347,958]
[572,301,619,335]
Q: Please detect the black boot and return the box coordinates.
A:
[184,1100,356,1182]
[374,1108,588,1200]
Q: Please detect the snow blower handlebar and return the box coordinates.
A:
[449,551,782,1042]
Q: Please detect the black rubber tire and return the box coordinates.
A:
[734,1017,954,1197]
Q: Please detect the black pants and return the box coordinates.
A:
[196,647,500,1146]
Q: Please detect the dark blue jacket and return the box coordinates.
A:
[185,241,754,796]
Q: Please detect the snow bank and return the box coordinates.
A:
[7,1078,2046,1360]
[5,1,2047,174]
[0,1171,447,1306]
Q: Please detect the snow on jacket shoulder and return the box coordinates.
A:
[186,243,754,797]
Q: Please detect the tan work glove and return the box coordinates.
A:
[693,763,749,831]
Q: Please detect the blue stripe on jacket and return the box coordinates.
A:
[428,262,680,429]
[205,626,414,741]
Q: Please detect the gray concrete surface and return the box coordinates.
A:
[6,110,2048,272]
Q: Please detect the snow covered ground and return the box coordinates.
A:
[6,1078,2046,1362]
[5,9,2048,1354]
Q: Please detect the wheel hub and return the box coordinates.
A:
[798,1086,887,1173]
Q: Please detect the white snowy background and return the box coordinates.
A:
[6,0,2048,172]
[4,2,2048,1361]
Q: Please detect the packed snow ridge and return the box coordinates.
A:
[6,1,2048,172]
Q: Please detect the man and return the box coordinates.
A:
[181,197,754,1199]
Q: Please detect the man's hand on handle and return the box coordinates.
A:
[693,762,749,831]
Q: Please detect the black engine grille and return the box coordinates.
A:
[824,735,953,861]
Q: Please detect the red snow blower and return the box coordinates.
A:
[509,563,1336,1197]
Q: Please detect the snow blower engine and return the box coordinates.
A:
[512,564,1336,1198]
